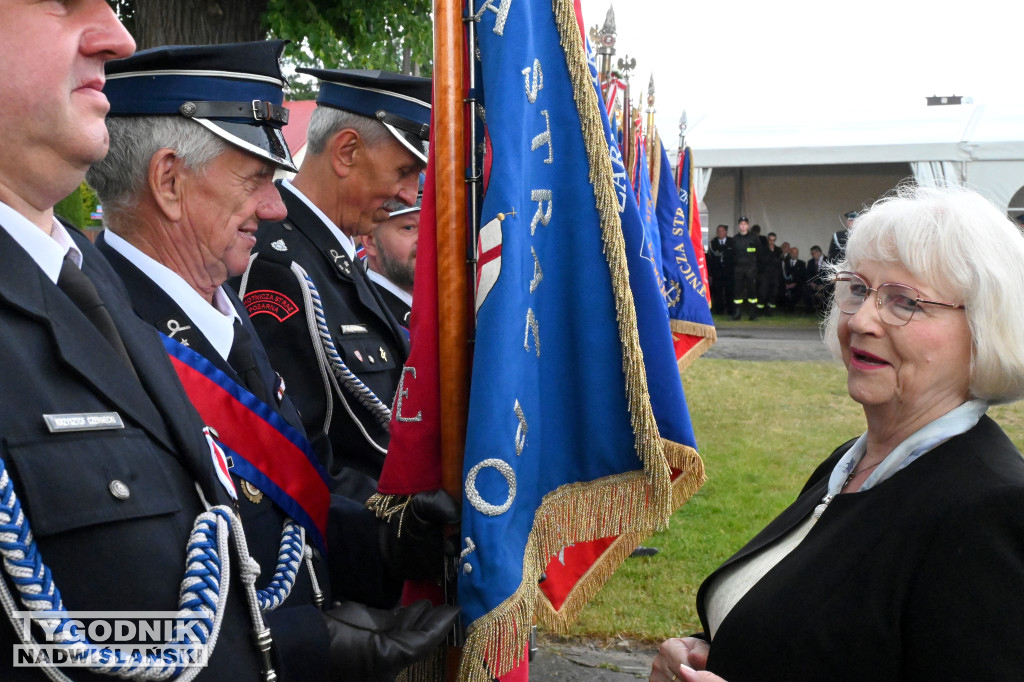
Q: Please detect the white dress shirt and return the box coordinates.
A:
[102,229,238,361]
[0,202,81,282]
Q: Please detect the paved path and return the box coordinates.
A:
[528,325,833,679]
[530,636,657,680]
[702,324,835,363]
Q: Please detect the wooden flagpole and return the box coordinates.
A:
[434,0,471,501]
[434,0,471,678]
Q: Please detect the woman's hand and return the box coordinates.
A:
[677,666,728,681]
[650,637,713,681]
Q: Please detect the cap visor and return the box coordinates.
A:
[192,118,297,172]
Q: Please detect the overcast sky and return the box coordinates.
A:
[577,0,1021,146]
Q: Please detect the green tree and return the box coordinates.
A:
[54,184,102,231]
[106,0,432,75]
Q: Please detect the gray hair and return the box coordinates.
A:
[86,116,226,218]
[305,106,389,156]
[822,183,1024,404]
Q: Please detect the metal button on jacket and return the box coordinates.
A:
[109,479,130,500]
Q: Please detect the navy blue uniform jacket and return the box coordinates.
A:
[234,183,410,503]
[0,225,314,680]
[97,234,400,613]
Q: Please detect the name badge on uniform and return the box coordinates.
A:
[340,324,369,335]
[44,412,125,433]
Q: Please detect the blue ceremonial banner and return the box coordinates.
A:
[587,70,698,455]
[654,141,716,368]
[457,1,704,679]
[633,137,664,289]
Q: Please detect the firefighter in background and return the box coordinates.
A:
[730,217,762,321]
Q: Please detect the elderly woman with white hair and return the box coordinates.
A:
[651,184,1024,682]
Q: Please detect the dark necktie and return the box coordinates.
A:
[228,318,268,403]
[57,254,137,378]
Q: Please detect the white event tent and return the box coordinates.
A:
[684,102,1024,254]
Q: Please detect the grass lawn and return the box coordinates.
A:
[559,355,1024,644]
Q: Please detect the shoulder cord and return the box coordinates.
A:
[297,263,393,427]
[226,508,276,682]
[290,261,390,455]
[256,520,325,612]
[237,253,255,300]
[0,461,233,681]
[237,252,333,436]
[239,255,388,455]
[0,456,305,681]
[224,260,328,609]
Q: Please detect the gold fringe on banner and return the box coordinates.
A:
[397,644,447,682]
[672,319,718,373]
[456,0,680,678]
[458,467,670,682]
[536,439,706,633]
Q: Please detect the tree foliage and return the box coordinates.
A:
[55,184,102,231]
[106,0,433,79]
[266,0,433,77]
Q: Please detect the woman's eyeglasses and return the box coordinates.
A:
[832,272,965,327]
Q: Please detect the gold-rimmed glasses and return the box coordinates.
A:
[832,272,965,327]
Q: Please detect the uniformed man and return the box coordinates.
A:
[730,216,762,320]
[235,69,428,503]
[84,42,458,681]
[828,210,858,263]
[706,224,735,315]
[358,188,420,335]
[0,3,291,678]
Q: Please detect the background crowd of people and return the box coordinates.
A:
[705,211,857,319]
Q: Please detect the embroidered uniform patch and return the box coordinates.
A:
[244,290,299,322]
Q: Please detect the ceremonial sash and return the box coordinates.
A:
[162,334,330,552]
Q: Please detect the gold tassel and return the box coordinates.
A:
[366,492,410,521]
[397,645,447,682]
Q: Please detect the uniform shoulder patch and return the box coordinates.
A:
[243,290,299,322]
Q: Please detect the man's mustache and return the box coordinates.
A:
[383,199,410,213]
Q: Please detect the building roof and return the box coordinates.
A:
[685,103,1024,168]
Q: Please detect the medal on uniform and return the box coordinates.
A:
[240,480,264,504]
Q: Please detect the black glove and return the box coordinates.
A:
[378,490,460,581]
[322,599,460,681]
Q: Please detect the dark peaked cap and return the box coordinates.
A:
[299,68,432,164]
[103,40,297,172]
